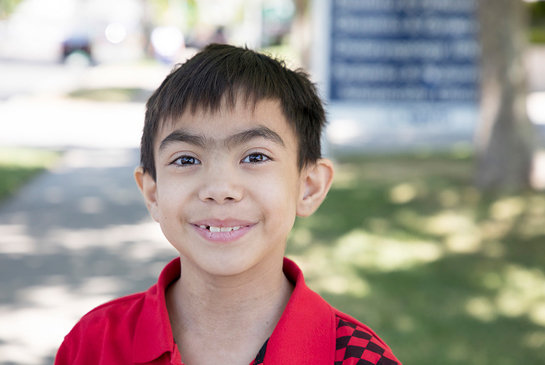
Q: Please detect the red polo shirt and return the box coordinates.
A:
[55,258,401,364]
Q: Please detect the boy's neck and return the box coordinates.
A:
[166,254,294,365]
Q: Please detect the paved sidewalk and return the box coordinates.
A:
[0,148,177,365]
[0,59,175,365]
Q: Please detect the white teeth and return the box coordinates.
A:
[205,226,243,233]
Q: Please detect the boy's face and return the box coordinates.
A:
[136,98,333,278]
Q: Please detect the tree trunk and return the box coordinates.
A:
[475,0,535,191]
[290,0,310,68]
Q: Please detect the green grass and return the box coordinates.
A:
[0,148,59,203]
[286,154,545,365]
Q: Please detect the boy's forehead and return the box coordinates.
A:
[154,97,297,149]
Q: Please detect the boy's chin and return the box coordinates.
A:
[179,250,281,279]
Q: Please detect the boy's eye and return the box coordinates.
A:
[242,153,270,164]
[172,155,201,166]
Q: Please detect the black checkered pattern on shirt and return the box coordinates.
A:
[335,318,399,365]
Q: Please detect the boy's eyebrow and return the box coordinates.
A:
[159,126,285,152]
[159,130,207,150]
[225,126,285,148]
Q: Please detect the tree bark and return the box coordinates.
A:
[475,0,535,191]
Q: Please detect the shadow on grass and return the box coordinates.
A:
[286,154,545,365]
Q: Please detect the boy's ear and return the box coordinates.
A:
[296,158,335,217]
[134,166,160,222]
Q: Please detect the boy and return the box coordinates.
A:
[55,44,401,365]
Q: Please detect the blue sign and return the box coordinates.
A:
[316,0,480,149]
[329,0,479,103]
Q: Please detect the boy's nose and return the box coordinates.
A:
[198,169,243,204]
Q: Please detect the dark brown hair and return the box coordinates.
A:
[141,43,326,180]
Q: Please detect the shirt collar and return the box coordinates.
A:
[132,257,336,364]
[133,258,180,363]
[264,258,336,364]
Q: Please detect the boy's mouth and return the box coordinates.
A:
[192,220,254,242]
[192,220,255,241]
[198,225,243,233]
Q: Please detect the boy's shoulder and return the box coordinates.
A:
[55,292,149,364]
[66,268,174,335]
[269,258,402,364]
[56,260,181,365]
[70,291,146,330]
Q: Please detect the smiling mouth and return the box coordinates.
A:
[198,225,244,233]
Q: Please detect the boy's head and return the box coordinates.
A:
[140,43,326,181]
[135,44,334,277]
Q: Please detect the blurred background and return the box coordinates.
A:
[0,0,545,364]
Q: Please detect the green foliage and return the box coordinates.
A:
[287,154,545,365]
[529,1,545,24]
[0,0,23,19]
[530,27,545,43]
[0,148,59,203]
[146,0,198,28]
[528,1,545,43]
